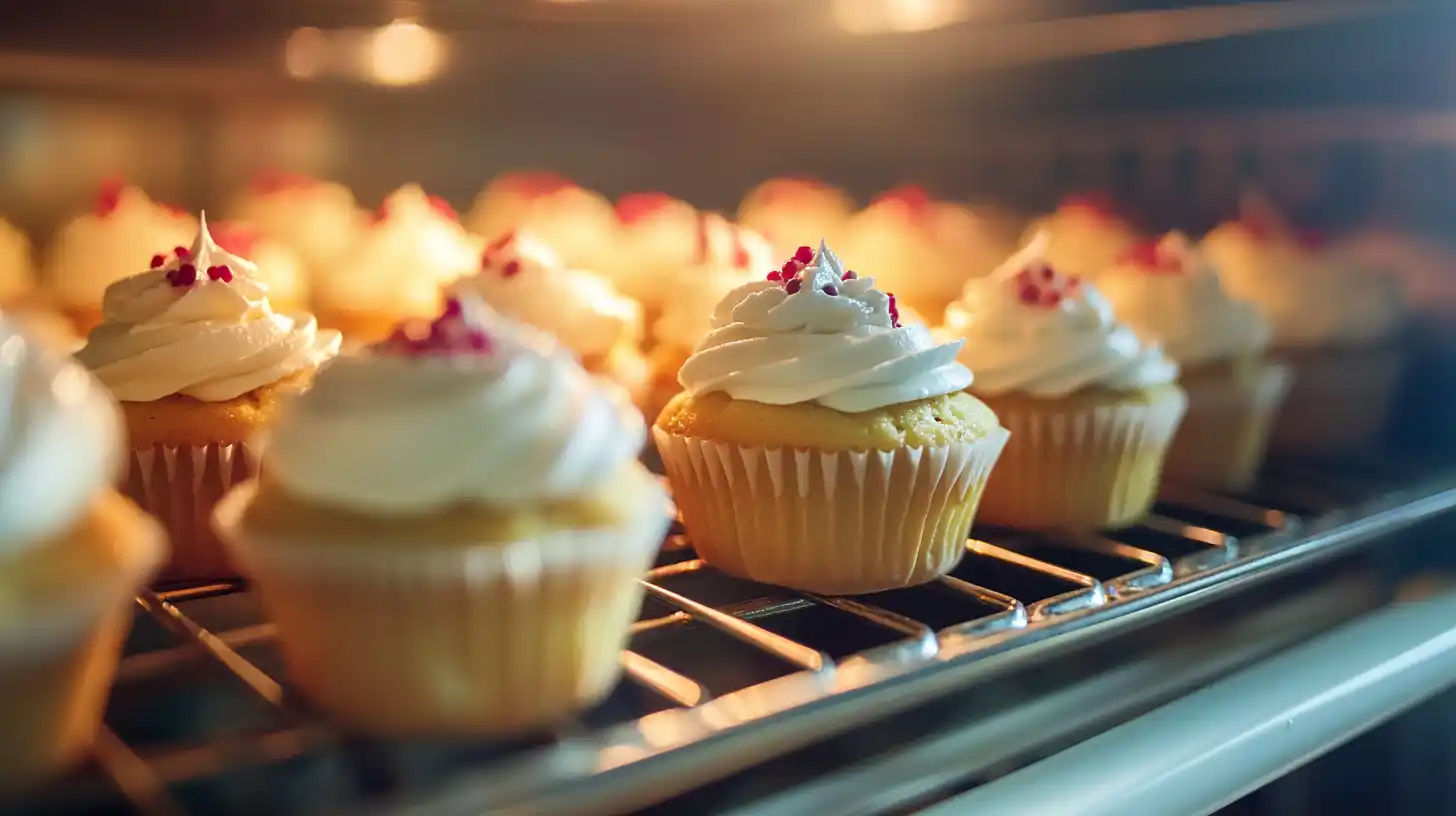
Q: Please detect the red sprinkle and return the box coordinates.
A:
[502,259,522,278]
[793,245,815,265]
[785,279,802,294]
[887,293,901,328]
[842,269,858,280]
[94,178,125,217]
[823,285,838,296]
[1014,263,1079,307]
[174,246,191,260]
[167,263,198,287]
[149,254,166,269]
[207,264,233,282]
[766,270,783,282]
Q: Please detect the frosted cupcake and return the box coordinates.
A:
[451,230,649,403]
[655,241,1008,595]
[1100,233,1290,491]
[226,171,365,276]
[210,221,309,313]
[644,214,775,418]
[1023,193,1142,282]
[43,182,195,333]
[316,184,480,343]
[839,185,1003,320]
[0,320,165,790]
[466,172,618,272]
[1203,200,1405,456]
[76,214,341,583]
[943,235,1186,529]
[608,192,701,313]
[213,296,668,735]
[736,176,854,257]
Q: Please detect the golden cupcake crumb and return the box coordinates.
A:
[120,370,315,448]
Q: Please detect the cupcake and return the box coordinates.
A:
[0,319,165,790]
[212,296,669,735]
[839,185,1003,320]
[644,214,775,418]
[226,171,365,277]
[1022,193,1142,282]
[1203,199,1405,456]
[736,176,854,257]
[75,214,341,583]
[608,192,702,314]
[1099,233,1290,491]
[655,241,1008,594]
[450,230,649,404]
[316,184,480,343]
[43,181,195,333]
[0,217,34,307]
[942,235,1186,529]
[210,221,309,313]
[466,172,618,272]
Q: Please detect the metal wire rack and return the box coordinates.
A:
[4,455,1454,816]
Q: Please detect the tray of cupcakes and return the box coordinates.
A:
[0,173,1453,816]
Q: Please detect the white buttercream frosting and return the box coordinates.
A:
[43,185,196,310]
[75,214,341,402]
[1098,232,1272,367]
[943,235,1179,398]
[316,184,481,319]
[679,240,972,413]
[450,231,642,360]
[0,318,121,556]
[264,296,646,515]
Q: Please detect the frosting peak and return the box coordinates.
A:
[0,320,122,556]
[943,235,1179,398]
[76,212,341,402]
[679,240,972,413]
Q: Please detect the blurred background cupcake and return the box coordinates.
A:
[209,221,309,314]
[226,171,365,280]
[42,180,195,334]
[943,236,1186,529]
[317,184,480,343]
[75,215,340,583]
[1100,232,1290,491]
[1203,194,1406,457]
[1022,192,1143,282]
[736,176,854,257]
[607,191,702,318]
[214,297,668,736]
[0,319,165,791]
[466,172,618,272]
[451,230,648,403]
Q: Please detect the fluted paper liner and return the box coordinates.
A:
[1163,361,1291,492]
[125,442,255,584]
[976,391,1187,530]
[652,429,1009,595]
[1269,345,1404,457]
[0,507,165,791]
[213,481,668,736]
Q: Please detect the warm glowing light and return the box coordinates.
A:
[834,0,968,35]
[284,27,327,79]
[367,20,445,86]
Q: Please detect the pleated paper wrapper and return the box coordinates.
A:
[1269,345,1405,457]
[0,513,165,791]
[124,442,256,584]
[652,428,1009,595]
[1162,360,1292,492]
[213,482,669,736]
[976,390,1187,531]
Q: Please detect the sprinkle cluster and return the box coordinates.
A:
[153,246,234,288]
[1015,261,1080,308]
[481,231,523,277]
[379,298,494,356]
[763,244,901,328]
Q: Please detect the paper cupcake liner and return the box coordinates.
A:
[125,442,256,584]
[1162,361,1292,493]
[976,390,1188,530]
[213,482,668,736]
[1269,345,1405,457]
[0,502,165,791]
[652,428,1009,595]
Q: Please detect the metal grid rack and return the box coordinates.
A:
[5,456,1455,816]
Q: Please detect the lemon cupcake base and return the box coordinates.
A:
[975,384,1187,530]
[1162,359,1291,493]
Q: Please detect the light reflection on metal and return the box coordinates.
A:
[834,0,969,35]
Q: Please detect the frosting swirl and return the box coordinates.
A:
[0,318,121,556]
[943,236,1179,398]
[75,214,341,402]
[1098,232,1272,367]
[265,296,646,515]
[451,230,642,360]
[679,241,972,413]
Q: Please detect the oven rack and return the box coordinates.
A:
[5,456,1455,816]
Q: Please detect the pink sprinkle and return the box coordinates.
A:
[780,259,799,277]
[149,254,166,269]
[207,264,233,282]
[167,263,198,287]
[766,270,782,282]
[793,245,814,265]
[785,279,802,294]
[502,259,522,278]
[842,269,857,280]
[887,293,901,327]
[174,246,191,260]
[823,285,838,296]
